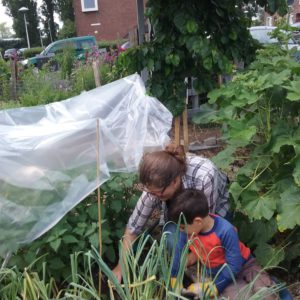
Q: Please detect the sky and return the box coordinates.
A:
[0,0,61,33]
[0,5,13,28]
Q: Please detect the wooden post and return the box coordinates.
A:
[10,58,17,100]
[92,60,101,88]
[174,116,181,147]
[174,90,189,151]
[218,74,223,87]
[182,108,189,152]
[136,0,145,45]
[96,119,102,295]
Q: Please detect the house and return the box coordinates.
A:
[73,0,137,41]
[265,2,300,25]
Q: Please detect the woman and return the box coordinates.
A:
[112,143,229,282]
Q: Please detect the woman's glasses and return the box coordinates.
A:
[136,183,167,196]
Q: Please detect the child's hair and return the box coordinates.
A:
[139,143,186,188]
[168,189,209,224]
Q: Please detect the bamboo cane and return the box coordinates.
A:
[96,119,102,296]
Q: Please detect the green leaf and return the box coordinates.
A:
[293,156,300,186]
[228,124,256,147]
[84,222,98,236]
[147,58,154,70]
[229,182,243,205]
[284,80,300,101]
[62,235,79,244]
[50,238,62,252]
[49,257,65,270]
[254,243,285,267]
[237,156,272,178]
[77,222,87,228]
[105,245,116,263]
[88,232,99,247]
[192,103,219,124]
[203,57,212,71]
[186,20,198,33]
[216,7,224,17]
[211,146,236,170]
[285,242,300,261]
[73,227,85,235]
[270,134,297,154]
[151,83,164,98]
[229,31,237,41]
[173,12,187,33]
[207,88,224,104]
[237,218,277,248]
[87,204,98,221]
[250,219,277,247]
[111,199,123,213]
[277,185,300,231]
[241,191,276,220]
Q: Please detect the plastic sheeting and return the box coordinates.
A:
[0,74,172,256]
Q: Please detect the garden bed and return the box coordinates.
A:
[177,122,300,299]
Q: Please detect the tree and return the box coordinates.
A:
[57,19,76,39]
[1,0,40,47]
[55,0,75,39]
[55,0,74,22]
[0,22,12,38]
[115,0,289,116]
[40,0,58,44]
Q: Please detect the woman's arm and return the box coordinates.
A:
[112,228,138,282]
[112,192,157,282]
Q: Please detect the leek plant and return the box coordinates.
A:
[86,225,285,300]
[0,232,288,299]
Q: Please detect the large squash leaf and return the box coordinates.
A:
[277,185,300,231]
[254,243,285,267]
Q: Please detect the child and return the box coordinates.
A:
[168,189,278,300]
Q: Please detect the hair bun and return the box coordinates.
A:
[164,143,186,162]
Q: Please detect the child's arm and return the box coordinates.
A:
[186,251,198,267]
[213,226,245,294]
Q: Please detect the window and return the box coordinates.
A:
[81,0,98,12]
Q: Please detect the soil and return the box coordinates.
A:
[170,123,224,158]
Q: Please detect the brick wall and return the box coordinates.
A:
[292,2,300,22]
[264,3,300,25]
[73,0,137,40]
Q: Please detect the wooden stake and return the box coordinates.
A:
[218,74,223,87]
[10,58,17,100]
[174,116,180,146]
[96,119,102,296]
[93,60,101,87]
[182,105,189,152]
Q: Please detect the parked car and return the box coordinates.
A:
[18,48,28,59]
[291,22,300,30]
[292,32,300,43]
[22,36,97,69]
[4,48,19,60]
[120,41,131,51]
[249,26,300,50]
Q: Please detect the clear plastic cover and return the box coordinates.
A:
[0,74,172,256]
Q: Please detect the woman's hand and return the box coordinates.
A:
[111,228,137,283]
[112,263,122,283]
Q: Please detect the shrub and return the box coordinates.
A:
[97,39,126,51]
[18,67,73,107]
[23,47,43,59]
[57,19,76,39]
[6,173,139,282]
[193,34,300,272]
